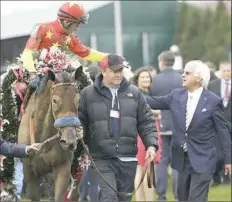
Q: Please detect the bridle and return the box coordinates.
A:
[29,82,79,145]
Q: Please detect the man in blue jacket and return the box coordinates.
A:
[146,60,231,201]
[0,139,40,158]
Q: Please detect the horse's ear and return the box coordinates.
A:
[73,66,83,81]
[47,70,56,82]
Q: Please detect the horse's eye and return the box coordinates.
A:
[52,95,60,105]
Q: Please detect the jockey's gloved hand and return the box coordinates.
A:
[29,73,40,89]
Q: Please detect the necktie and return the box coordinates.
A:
[186,95,193,130]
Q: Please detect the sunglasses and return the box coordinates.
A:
[181,70,192,76]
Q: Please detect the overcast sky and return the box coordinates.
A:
[1,1,112,39]
[1,1,110,16]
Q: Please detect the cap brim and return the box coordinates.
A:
[110,64,128,71]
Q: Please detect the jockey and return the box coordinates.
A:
[22,2,108,88]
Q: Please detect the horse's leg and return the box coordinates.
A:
[23,161,41,201]
[53,163,71,202]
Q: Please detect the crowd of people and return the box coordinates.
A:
[0,2,231,202]
[1,50,231,201]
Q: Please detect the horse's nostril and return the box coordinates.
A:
[69,144,75,150]
[59,140,66,145]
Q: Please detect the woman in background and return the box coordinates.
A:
[132,67,162,201]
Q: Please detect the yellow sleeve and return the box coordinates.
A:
[83,49,108,62]
[22,49,36,73]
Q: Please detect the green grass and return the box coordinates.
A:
[132,177,231,201]
[21,174,231,201]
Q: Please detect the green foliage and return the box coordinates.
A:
[0,70,19,195]
[176,1,231,68]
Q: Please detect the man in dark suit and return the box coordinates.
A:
[150,50,182,201]
[205,61,218,82]
[146,60,231,201]
[0,139,40,157]
[207,61,231,185]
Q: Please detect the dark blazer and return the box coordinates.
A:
[150,68,182,134]
[208,79,231,132]
[0,139,28,158]
[146,88,231,174]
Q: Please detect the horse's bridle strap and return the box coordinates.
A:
[52,82,77,89]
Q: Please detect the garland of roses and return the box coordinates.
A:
[0,69,24,195]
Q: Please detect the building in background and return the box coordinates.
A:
[1,1,179,73]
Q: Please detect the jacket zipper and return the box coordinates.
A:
[116,143,119,152]
[116,92,121,154]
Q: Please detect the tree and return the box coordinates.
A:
[204,1,231,67]
[175,1,190,46]
[175,1,231,67]
[178,5,204,64]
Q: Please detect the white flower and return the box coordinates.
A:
[50,46,60,55]
[16,54,23,63]
[39,49,48,61]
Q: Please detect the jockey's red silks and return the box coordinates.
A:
[25,20,90,57]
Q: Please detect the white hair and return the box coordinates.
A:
[185,60,210,88]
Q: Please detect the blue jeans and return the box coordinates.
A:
[12,158,24,200]
[79,166,100,201]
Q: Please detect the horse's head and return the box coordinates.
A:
[45,67,84,151]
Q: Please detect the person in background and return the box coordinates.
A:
[150,51,182,201]
[147,66,157,77]
[132,67,162,201]
[205,61,218,82]
[208,61,231,186]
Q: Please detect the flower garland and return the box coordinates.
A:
[0,68,20,195]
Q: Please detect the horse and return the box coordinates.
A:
[17,68,84,201]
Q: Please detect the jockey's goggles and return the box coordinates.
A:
[58,9,89,24]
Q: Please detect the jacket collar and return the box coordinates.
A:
[94,74,130,94]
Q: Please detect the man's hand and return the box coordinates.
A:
[225,164,231,176]
[152,110,161,120]
[26,143,41,155]
[145,146,156,162]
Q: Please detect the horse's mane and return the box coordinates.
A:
[36,67,91,96]
[36,73,50,96]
